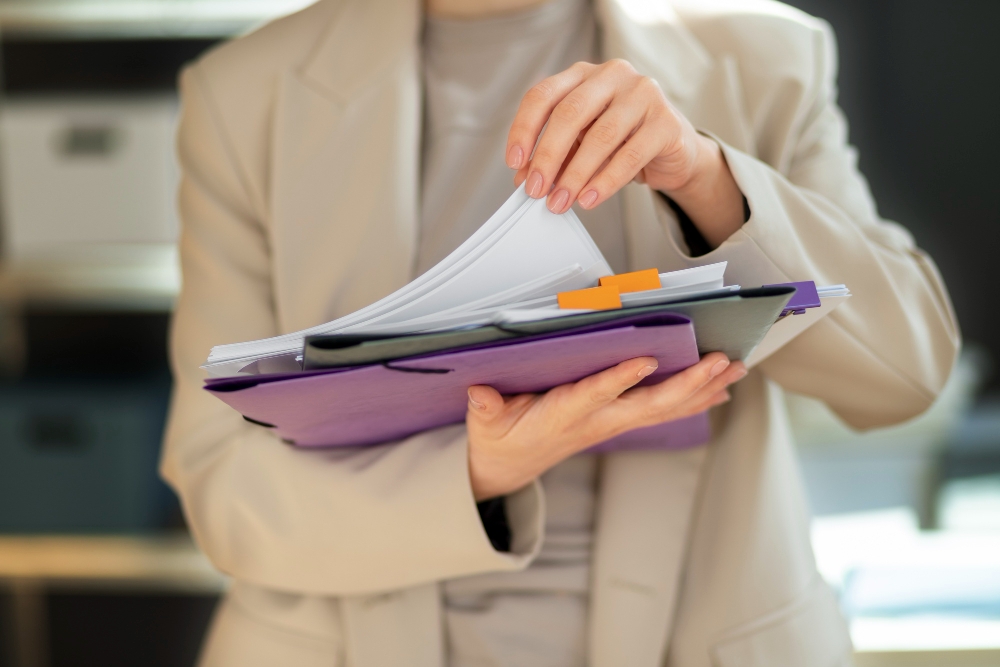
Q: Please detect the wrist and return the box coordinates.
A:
[468,445,535,502]
[668,134,727,196]
[654,134,745,249]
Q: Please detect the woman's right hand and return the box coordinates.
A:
[466,352,747,500]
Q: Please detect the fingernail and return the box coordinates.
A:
[710,359,730,378]
[579,189,598,209]
[467,389,486,410]
[731,366,748,382]
[548,189,569,213]
[637,364,658,379]
[526,171,544,198]
[507,145,523,169]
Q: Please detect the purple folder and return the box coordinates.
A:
[768,281,820,316]
[207,313,709,453]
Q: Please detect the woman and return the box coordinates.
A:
[163,0,960,665]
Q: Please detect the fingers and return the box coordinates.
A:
[509,60,645,201]
[545,76,671,213]
[545,98,649,213]
[645,352,729,401]
[695,388,733,412]
[603,353,735,426]
[558,356,659,418]
[656,358,745,406]
[522,76,620,201]
[665,387,733,419]
[506,62,595,172]
[467,385,504,422]
[667,361,746,415]
[468,386,540,440]
[573,119,672,211]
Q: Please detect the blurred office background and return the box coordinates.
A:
[0,1,997,666]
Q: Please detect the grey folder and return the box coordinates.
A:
[303,286,796,370]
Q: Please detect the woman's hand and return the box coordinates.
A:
[466,352,747,500]
[506,59,745,249]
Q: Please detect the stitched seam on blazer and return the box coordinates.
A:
[739,231,938,404]
[708,577,852,667]
[228,595,340,648]
[299,0,352,84]
[711,574,824,645]
[189,64,267,228]
[824,314,937,403]
[658,445,714,662]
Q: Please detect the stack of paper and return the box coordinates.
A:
[211,311,712,450]
[201,186,852,452]
[204,186,733,377]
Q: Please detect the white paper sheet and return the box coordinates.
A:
[206,186,613,372]
[204,185,774,377]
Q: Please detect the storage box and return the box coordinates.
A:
[0,377,174,532]
[0,94,178,259]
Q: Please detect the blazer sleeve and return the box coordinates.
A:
[161,66,543,597]
[669,23,960,430]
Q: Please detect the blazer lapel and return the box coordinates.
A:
[272,9,448,663]
[590,2,753,666]
[589,447,708,667]
[270,0,423,334]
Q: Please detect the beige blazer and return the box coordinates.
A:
[162,0,960,665]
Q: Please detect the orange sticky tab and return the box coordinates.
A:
[557,285,622,310]
[599,268,661,293]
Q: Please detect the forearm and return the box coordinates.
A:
[164,406,544,594]
[661,135,960,428]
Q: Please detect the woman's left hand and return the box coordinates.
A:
[506,59,745,248]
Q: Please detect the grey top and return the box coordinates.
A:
[419,1,624,665]
[418,0,626,276]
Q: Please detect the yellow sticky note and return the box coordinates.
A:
[557,285,622,310]
[599,268,661,293]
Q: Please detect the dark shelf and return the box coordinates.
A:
[1,38,219,93]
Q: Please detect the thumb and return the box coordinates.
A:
[467,385,505,422]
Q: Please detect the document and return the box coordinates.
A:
[204,186,735,377]
[201,186,851,452]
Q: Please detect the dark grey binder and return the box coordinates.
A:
[303,286,795,370]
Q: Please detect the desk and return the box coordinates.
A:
[813,509,1000,667]
[0,533,226,667]
[857,650,1000,667]
[853,617,1000,666]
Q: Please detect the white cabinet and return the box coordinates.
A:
[0,95,179,259]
